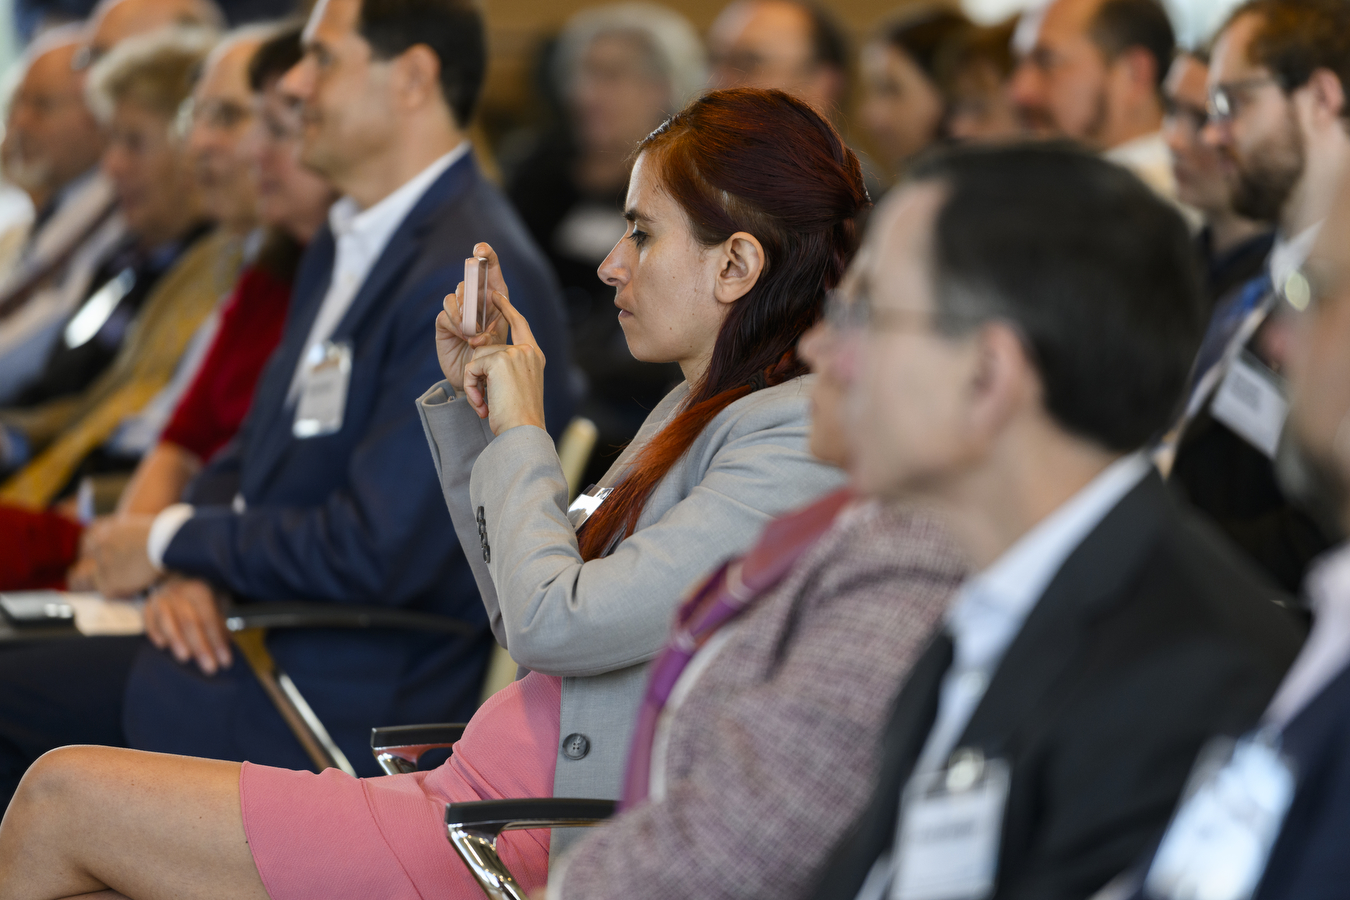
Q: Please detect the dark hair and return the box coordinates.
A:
[801,3,849,71]
[882,7,971,81]
[577,88,869,560]
[248,21,304,91]
[357,0,486,127]
[1224,0,1350,118]
[1089,0,1175,91]
[909,142,1204,451]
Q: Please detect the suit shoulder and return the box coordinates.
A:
[713,375,816,434]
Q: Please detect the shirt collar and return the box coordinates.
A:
[1270,221,1322,290]
[328,142,470,245]
[947,452,1152,668]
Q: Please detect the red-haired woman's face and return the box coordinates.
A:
[598,152,755,382]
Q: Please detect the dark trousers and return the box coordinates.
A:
[0,636,142,808]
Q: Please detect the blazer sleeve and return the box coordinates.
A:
[420,385,845,676]
[162,279,457,606]
[553,511,964,900]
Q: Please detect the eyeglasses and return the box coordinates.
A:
[1207,76,1280,123]
[70,44,105,72]
[823,287,969,335]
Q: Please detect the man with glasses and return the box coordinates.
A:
[1163,50,1272,308]
[1009,0,1181,202]
[804,142,1303,900]
[1161,0,1350,593]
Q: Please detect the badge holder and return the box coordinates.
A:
[1209,350,1289,459]
[294,340,353,439]
[1143,731,1296,900]
[892,748,1010,900]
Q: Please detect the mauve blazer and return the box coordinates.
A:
[417,374,845,855]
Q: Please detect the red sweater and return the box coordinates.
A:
[159,265,291,461]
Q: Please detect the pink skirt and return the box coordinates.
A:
[240,672,562,900]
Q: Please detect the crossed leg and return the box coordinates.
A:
[0,746,270,900]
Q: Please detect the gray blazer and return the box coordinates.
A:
[417,375,845,853]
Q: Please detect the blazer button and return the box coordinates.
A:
[562,733,590,760]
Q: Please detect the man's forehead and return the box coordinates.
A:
[1210,14,1265,80]
[865,183,944,295]
[25,43,79,84]
[1165,55,1208,100]
[719,0,811,53]
[1016,0,1098,53]
[303,0,358,45]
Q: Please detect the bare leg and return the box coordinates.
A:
[0,746,270,900]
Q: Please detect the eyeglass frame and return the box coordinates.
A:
[1207,75,1282,123]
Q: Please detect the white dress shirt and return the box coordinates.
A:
[147,145,469,570]
[854,452,1152,900]
[1264,543,1350,729]
[286,142,469,403]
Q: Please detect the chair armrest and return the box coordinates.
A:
[225,602,477,637]
[446,798,616,838]
[370,723,467,775]
[444,799,617,900]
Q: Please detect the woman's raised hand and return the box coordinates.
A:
[435,242,511,390]
[462,289,548,436]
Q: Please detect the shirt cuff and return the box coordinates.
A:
[147,503,195,571]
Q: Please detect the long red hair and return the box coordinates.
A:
[577,88,869,561]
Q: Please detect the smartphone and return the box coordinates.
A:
[462,256,491,336]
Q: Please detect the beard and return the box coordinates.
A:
[1230,106,1306,222]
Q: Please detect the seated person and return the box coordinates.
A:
[1120,154,1350,900]
[0,23,334,591]
[801,144,1303,900]
[0,85,861,899]
[0,28,235,510]
[0,0,573,804]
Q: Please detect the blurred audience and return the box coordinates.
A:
[77,0,225,71]
[0,23,334,593]
[934,19,1021,141]
[1161,0,1350,593]
[1162,49,1273,308]
[805,144,1301,900]
[0,26,124,404]
[859,7,970,179]
[1010,0,1180,201]
[506,2,703,485]
[7,0,572,788]
[709,0,887,198]
[0,28,233,512]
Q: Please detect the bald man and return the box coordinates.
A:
[0,28,127,404]
[1010,0,1180,201]
[76,0,225,71]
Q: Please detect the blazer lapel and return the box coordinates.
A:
[238,231,336,496]
[239,156,477,496]
[325,154,478,346]
[955,471,1171,756]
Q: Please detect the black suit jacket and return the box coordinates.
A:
[811,472,1305,900]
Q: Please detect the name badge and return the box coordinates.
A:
[1210,351,1289,459]
[1144,733,1295,900]
[892,749,1010,900]
[293,341,352,439]
[567,484,614,530]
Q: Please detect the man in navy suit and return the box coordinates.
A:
[0,0,573,797]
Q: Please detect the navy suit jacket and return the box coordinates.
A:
[121,155,575,773]
[1249,660,1350,899]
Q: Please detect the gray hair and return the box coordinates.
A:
[554,2,708,113]
[85,26,219,125]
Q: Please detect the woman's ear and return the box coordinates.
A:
[713,232,766,306]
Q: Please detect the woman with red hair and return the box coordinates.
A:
[0,88,872,900]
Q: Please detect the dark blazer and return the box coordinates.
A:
[810,472,1304,900]
[120,155,575,774]
[1250,658,1350,899]
[1170,277,1337,594]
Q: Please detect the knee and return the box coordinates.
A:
[8,745,106,822]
